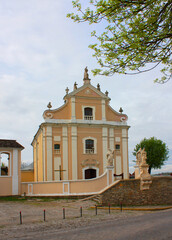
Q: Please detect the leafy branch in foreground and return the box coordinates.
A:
[67,0,172,83]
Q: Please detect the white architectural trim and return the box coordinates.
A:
[71,126,78,180]
[28,184,33,195]
[71,97,76,120]
[12,149,18,195]
[115,137,121,142]
[62,126,68,180]
[63,182,70,194]
[82,166,99,179]
[43,127,46,181]
[122,128,128,179]
[82,136,97,154]
[106,166,114,185]
[46,126,53,181]
[109,128,114,150]
[116,156,122,175]
[102,127,108,172]
[82,106,96,120]
[45,118,128,126]
[102,99,106,121]
[54,136,61,141]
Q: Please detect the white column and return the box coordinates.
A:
[71,97,76,120]
[116,156,122,175]
[47,126,53,181]
[0,154,1,176]
[12,149,18,195]
[102,99,106,121]
[42,127,46,181]
[109,128,114,150]
[102,127,108,172]
[122,128,129,179]
[62,126,68,180]
[71,126,77,180]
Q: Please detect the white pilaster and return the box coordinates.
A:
[102,127,108,172]
[109,128,114,150]
[46,126,53,181]
[122,128,128,179]
[116,156,122,175]
[62,126,68,180]
[12,149,18,195]
[71,97,76,120]
[0,154,1,176]
[71,126,77,180]
[42,127,46,181]
[102,99,106,121]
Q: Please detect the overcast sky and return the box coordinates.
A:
[0,0,171,174]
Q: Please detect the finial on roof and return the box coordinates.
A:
[74,82,78,90]
[47,102,52,109]
[83,66,91,85]
[105,90,108,96]
[119,107,123,114]
[65,87,69,95]
[97,83,100,91]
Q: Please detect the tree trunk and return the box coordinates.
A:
[148,166,151,174]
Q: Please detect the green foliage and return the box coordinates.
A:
[68,0,172,83]
[133,137,169,172]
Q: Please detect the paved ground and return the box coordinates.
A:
[29,209,172,240]
[0,198,150,239]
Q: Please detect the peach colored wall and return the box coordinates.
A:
[51,101,71,119]
[106,105,122,121]
[75,87,101,98]
[21,171,34,182]
[77,126,103,179]
[75,98,102,120]
[21,171,108,196]
[0,177,12,196]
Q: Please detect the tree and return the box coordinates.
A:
[133,137,169,173]
[67,0,172,83]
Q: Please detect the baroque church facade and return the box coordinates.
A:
[32,68,130,182]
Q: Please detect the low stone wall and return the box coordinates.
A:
[100,176,172,206]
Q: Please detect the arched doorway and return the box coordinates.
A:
[85,168,96,179]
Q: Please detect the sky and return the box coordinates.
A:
[0,0,172,174]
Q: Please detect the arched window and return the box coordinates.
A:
[0,153,10,176]
[85,139,94,154]
[84,107,93,120]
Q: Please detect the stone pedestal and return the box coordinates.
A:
[140,163,152,190]
[106,166,114,186]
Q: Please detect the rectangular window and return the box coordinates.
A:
[84,107,93,120]
[115,144,120,150]
[54,144,60,154]
[85,139,94,154]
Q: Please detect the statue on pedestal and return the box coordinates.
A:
[106,149,114,167]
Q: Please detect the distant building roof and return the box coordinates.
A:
[0,139,24,149]
[21,162,34,171]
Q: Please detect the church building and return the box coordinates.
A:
[32,67,130,182]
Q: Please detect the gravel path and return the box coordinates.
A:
[0,199,149,240]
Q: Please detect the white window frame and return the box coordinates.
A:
[82,137,97,154]
[0,151,11,177]
[82,106,95,120]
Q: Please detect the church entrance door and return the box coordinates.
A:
[85,168,96,179]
